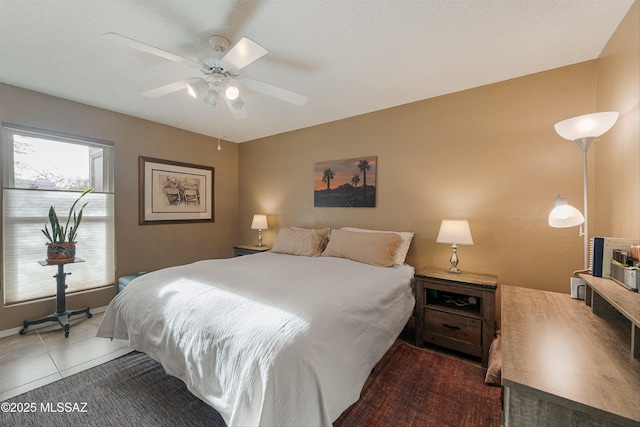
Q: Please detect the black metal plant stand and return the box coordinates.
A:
[19,258,92,338]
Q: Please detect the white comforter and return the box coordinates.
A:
[96,252,415,426]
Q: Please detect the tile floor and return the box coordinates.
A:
[0,312,131,402]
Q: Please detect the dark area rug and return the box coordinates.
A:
[0,351,226,427]
[335,343,502,427]
[1,344,501,427]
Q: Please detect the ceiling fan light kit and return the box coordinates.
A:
[204,90,218,108]
[231,99,244,110]
[187,78,209,99]
[103,32,309,124]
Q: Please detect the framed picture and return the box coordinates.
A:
[314,156,377,207]
[139,156,214,224]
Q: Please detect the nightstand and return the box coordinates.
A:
[233,245,271,257]
[414,267,497,367]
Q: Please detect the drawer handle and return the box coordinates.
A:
[443,323,461,330]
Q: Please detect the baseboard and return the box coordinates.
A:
[0,305,108,339]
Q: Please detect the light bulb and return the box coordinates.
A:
[225,86,239,100]
[555,205,574,219]
[578,119,595,133]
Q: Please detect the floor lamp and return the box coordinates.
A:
[551,111,619,270]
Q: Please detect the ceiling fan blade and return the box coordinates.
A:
[224,97,249,119]
[221,37,267,71]
[240,78,308,106]
[103,32,202,70]
[142,78,199,98]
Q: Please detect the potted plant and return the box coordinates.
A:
[41,188,93,263]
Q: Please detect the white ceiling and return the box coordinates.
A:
[0,0,634,143]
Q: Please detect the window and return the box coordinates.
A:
[1,123,115,305]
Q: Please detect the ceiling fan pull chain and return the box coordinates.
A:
[216,100,222,151]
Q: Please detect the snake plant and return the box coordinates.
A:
[41,188,93,243]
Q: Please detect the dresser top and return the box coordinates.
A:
[501,285,640,423]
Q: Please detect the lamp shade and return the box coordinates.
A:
[436,220,473,245]
[251,214,268,230]
[548,195,584,228]
[231,98,244,110]
[554,112,619,141]
[187,78,209,99]
[204,90,218,108]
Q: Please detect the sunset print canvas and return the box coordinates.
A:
[314,156,376,207]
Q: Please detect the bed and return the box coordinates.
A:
[96,227,415,426]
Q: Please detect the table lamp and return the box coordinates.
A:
[251,214,268,247]
[436,219,474,273]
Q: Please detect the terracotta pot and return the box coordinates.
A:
[46,242,76,263]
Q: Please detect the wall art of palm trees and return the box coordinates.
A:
[313,156,376,207]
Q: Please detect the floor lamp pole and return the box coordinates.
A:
[582,147,589,270]
[577,138,593,271]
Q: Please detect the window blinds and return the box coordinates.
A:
[1,123,116,306]
[2,189,115,305]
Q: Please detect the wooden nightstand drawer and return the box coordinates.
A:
[424,309,481,346]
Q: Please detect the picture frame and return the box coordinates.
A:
[139,156,214,225]
[314,156,377,207]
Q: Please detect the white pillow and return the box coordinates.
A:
[340,227,414,265]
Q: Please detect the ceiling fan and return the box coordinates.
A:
[102,32,308,119]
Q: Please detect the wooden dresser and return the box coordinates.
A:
[501,284,640,427]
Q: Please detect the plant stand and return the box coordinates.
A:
[19,258,92,338]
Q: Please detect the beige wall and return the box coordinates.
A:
[238,1,639,316]
[1,2,636,331]
[0,84,238,330]
[239,61,598,298]
[594,0,639,239]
